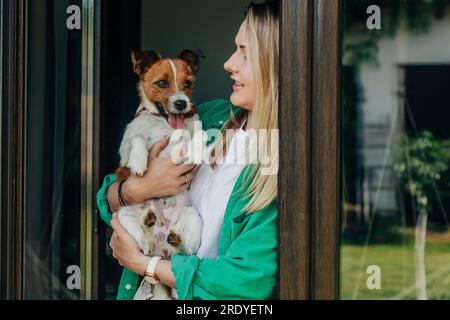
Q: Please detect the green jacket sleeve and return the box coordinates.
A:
[96,173,117,227]
[171,201,278,300]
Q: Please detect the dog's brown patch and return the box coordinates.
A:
[167,231,182,246]
[115,166,131,182]
[143,210,156,227]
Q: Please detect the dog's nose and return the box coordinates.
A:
[175,100,187,111]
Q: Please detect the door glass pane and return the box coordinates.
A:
[341,0,450,299]
[24,0,82,299]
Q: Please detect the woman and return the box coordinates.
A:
[97,1,279,300]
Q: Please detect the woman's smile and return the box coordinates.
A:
[232,79,245,91]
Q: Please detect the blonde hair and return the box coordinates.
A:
[210,1,279,214]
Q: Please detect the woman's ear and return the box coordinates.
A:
[130,51,161,77]
[178,49,202,75]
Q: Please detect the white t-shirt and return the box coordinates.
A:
[190,128,248,259]
[171,127,248,298]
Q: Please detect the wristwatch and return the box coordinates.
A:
[144,256,162,284]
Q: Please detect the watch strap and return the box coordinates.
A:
[146,256,162,273]
[144,256,162,284]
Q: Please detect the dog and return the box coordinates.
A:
[115,49,204,300]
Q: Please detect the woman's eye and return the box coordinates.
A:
[156,80,168,88]
[184,80,192,88]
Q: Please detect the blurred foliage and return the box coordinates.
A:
[343,0,450,66]
[394,130,450,213]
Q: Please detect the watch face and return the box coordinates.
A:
[145,275,158,285]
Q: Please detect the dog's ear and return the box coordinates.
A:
[178,49,201,75]
[131,51,161,77]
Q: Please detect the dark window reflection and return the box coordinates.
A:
[24,0,81,299]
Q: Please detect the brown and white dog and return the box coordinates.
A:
[116,50,204,300]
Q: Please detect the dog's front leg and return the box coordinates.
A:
[128,135,149,176]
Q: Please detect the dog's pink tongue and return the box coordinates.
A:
[168,113,185,129]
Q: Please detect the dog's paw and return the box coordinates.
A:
[145,293,154,300]
[167,231,182,247]
[129,159,147,176]
[128,137,149,175]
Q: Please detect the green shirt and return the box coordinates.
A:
[96,99,278,300]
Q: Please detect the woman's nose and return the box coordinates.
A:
[224,55,237,73]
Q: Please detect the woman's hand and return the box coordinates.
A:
[109,212,150,276]
[109,212,177,288]
[123,136,196,203]
[107,136,196,211]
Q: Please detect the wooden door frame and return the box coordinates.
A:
[278,0,313,300]
[0,0,25,300]
[310,0,342,300]
[278,0,342,299]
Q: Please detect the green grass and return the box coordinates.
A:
[340,228,450,300]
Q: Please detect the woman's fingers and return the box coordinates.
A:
[170,143,188,165]
[110,231,117,255]
[177,183,190,193]
[177,169,196,186]
[174,162,196,176]
[177,175,188,187]
[110,215,119,230]
[185,169,195,183]
[110,214,127,237]
[148,136,170,159]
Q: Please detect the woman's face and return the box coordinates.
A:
[224,21,254,110]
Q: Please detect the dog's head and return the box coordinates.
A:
[131,49,201,129]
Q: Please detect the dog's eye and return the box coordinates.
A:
[183,80,192,88]
[155,80,168,88]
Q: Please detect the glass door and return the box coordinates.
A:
[21,0,99,299]
[23,0,83,299]
[340,0,450,299]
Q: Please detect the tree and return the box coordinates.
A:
[394,130,450,300]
